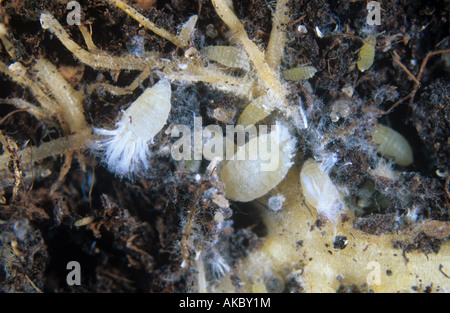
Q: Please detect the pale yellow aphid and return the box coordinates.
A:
[0,23,16,59]
[300,158,343,223]
[282,65,317,81]
[219,124,296,202]
[357,35,377,72]
[178,15,199,48]
[237,94,277,127]
[33,58,87,133]
[372,124,413,166]
[74,216,95,227]
[202,46,249,70]
[265,0,290,70]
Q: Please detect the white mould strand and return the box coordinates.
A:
[300,158,344,223]
[371,124,413,166]
[92,79,172,178]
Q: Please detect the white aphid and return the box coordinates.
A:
[219,123,296,202]
[371,124,413,166]
[300,158,344,223]
[314,26,324,38]
[92,79,171,178]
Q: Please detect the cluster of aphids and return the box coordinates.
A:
[301,95,419,219]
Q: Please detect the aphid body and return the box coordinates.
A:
[219,124,296,202]
[202,46,249,70]
[357,35,377,72]
[282,65,317,81]
[372,124,413,166]
[33,58,87,132]
[300,158,343,223]
[92,79,171,178]
[267,194,285,212]
[237,94,277,127]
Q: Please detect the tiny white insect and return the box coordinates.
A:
[92,79,172,178]
[314,26,324,38]
[300,158,344,223]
